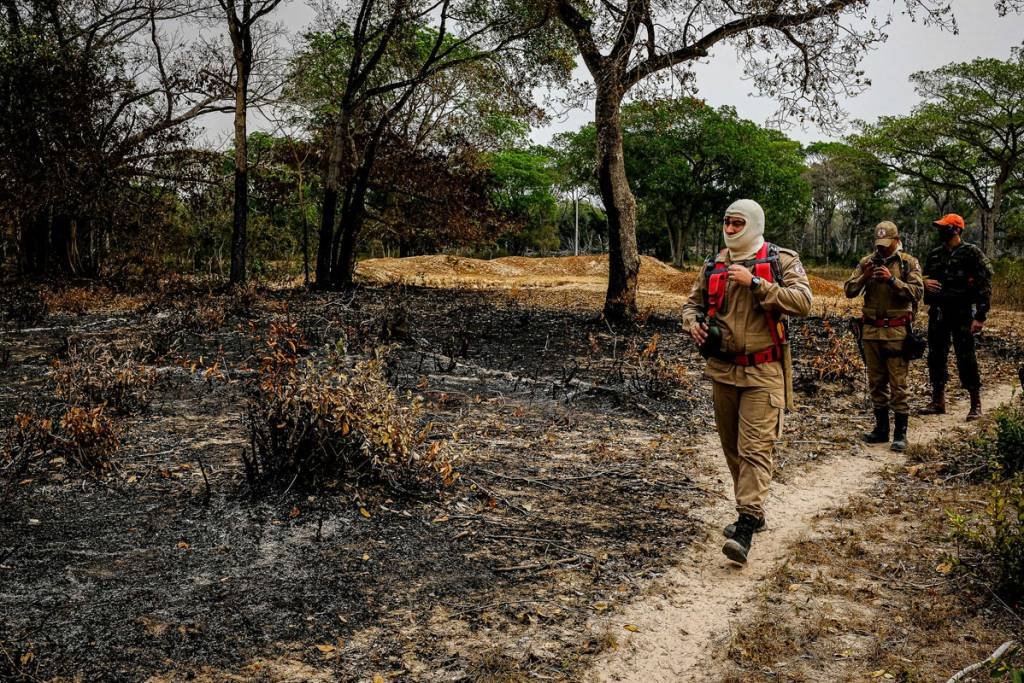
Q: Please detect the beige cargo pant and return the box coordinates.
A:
[863,340,909,414]
[712,381,785,519]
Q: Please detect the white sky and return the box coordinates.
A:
[201,1,1024,148]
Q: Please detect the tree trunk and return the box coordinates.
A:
[229,57,249,286]
[594,86,639,321]
[50,213,78,275]
[978,183,1002,256]
[331,165,371,289]
[298,177,310,287]
[19,213,48,275]
[316,119,346,288]
[666,212,676,265]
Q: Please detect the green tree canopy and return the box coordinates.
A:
[854,49,1024,255]
[557,99,810,265]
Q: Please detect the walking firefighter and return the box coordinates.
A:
[682,199,813,566]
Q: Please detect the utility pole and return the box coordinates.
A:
[574,192,580,256]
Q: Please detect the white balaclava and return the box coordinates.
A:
[723,199,766,261]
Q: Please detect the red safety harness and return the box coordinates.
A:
[705,242,787,367]
[863,314,913,328]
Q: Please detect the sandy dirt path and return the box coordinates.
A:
[590,383,1019,682]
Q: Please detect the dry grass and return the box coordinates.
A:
[715,471,1024,682]
[356,254,844,315]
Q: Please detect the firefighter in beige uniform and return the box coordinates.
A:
[844,221,924,452]
[682,199,813,565]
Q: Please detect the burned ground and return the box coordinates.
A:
[1,280,1021,681]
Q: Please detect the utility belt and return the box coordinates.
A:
[728,344,783,367]
[862,314,912,328]
[710,343,783,367]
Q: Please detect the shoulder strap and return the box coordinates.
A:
[896,252,919,316]
[703,250,729,318]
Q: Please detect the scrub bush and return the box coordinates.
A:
[242,324,456,494]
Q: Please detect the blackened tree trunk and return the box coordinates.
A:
[227,19,251,285]
[331,159,374,289]
[19,213,48,275]
[221,0,282,286]
[594,87,639,321]
[316,118,346,288]
[229,78,248,285]
[50,213,79,276]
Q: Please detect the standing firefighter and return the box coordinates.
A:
[920,214,994,420]
[844,221,924,452]
[682,199,813,565]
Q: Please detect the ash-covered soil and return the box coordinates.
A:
[1,280,1020,681]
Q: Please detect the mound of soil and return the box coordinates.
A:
[357,254,843,299]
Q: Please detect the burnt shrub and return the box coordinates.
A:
[2,407,120,496]
[53,406,120,472]
[624,333,692,398]
[242,325,456,494]
[801,315,861,384]
[1,412,53,502]
[39,285,109,314]
[51,345,157,414]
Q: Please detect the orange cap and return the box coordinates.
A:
[933,214,965,230]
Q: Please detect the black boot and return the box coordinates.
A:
[891,413,909,452]
[920,385,946,415]
[862,408,890,444]
[723,515,766,538]
[722,513,760,565]
[967,389,982,421]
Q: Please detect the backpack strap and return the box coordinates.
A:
[704,243,789,348]
[704,249,729,318]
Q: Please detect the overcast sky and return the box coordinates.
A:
[201,1,1024,149]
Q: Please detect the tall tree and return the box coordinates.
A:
[855,49,1024,255]
[803,141,893,260]
[557,99,810,266]
[217,0,284,285]
[548,0,992,320]
[0,0,229,277]
[290,0,560,290]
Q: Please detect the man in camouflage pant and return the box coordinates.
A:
[844,221,923,451]
[920,214,993,421]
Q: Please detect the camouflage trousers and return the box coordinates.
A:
[863,339,910,414]
[927,309,981,391]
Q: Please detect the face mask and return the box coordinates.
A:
[722,199,765,261]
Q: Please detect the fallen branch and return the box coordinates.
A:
[474,467,568,493]
[946,640,1016,683]
[493,556,578,572]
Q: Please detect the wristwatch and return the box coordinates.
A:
[751,275,763,291]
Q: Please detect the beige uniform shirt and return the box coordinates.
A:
[682,247,813,390]
[843,252,924,341]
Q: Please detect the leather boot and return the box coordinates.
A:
[722,513,759,565]
[920,385,946,415]
[967,389,982,421]
[723,515,766,538]
[891,413,909,452]
[862,408,890,443]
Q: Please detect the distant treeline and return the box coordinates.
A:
[1,1,1021,288]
